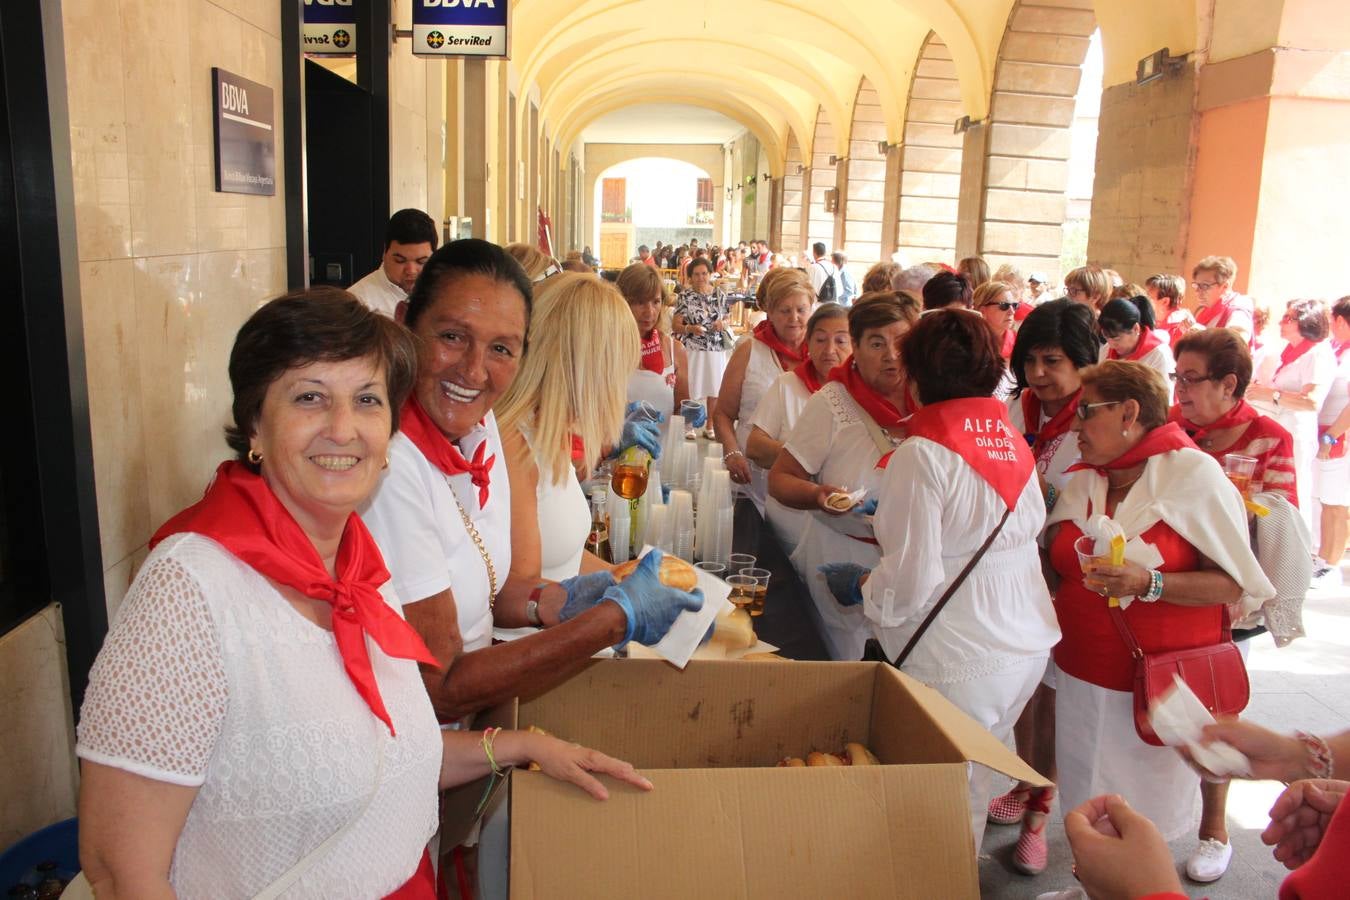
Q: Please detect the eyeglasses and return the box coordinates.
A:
[1168,372,1220,387]
[983,301,1020,312]
[1065,286,1086,297]
[1075,400,1121,421]
[1191,281,1219,292]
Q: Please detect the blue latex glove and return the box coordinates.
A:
[682,403,708,429]
[611,402,666,460]
[700,622,716,646]
[855,497,879,516]
[558,570,618,622]
[606,550,705,646]
[818,562,868,607]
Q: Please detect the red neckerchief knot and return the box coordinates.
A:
[1169,399,1260,443]
[753,319,806,366]
[150,462,437,736]
[399,394,496,508]
[827,354,906,430]
[793,356,824,394]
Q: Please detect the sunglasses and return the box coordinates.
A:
[1168,372,1219,387]
[983,301,1020,312]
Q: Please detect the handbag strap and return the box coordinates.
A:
[889,505,1013,668]
[855,402,896,459]
[1108,594,1233,661]
[252,736,386,900]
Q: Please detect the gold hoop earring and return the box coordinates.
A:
[248,448,263,464]
[383,456,390,470]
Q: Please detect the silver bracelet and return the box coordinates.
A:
[1138,569,1163,603]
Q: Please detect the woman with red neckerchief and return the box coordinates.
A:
[1043,361,1273,876]
[361,241,701,724]
[713,267,814,510]
[768,293,919,661]
[1248,299,1336,533]
[75,290,651,900]
[616,261,692,431]
[819,309,1060,857]
[1097,295,1177,400]
[1313,297,1350,587]
[1168,327,1300,882]
[1192,255,1256,345]
[746,302,852,548]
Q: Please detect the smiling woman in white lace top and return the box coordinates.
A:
[75,289,650,899]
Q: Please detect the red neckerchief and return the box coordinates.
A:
[828,355,906,429]
[1107,327,1162,361]
[1195,291,1234,328]
[639,329,664,375]
[1275,339,1316,378]
[399,395,495,508]
[1020,388,1081,458]
[1066,422,1197,476]
[150,462,436,735]
[753,319,806,366]
[905,398,1033,509]
[1000,328,1016,360]
[1169,399,1260,443]
[569,434,586,463]
[793,357,825,394]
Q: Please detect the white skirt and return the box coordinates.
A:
[788,514,877,661]
[1316,454,1350,506]
[686,348,730,400]
[1055,670,1199,841]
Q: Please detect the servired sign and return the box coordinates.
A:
[303,0,356,57]
[412,0,509,58]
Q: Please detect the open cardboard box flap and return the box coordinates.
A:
[876,667,1052,788]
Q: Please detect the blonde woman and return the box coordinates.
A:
[505,241,561,282]
[498,274,642,582]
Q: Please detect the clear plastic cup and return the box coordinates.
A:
[694,561,727,580]
[1223,453,1258,498]
[742,567,771,617]
[1073,534,1105,575]
[728,553,757,574]
[727,574,757,612]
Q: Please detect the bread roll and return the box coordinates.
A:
[612,554,698,591]
[776,757,806,767]
[825,491,857,511]
[845,742,880,766]
[713,609,755,650]
[806,751,846,767]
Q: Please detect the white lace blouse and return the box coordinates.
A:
[76,533,441,899]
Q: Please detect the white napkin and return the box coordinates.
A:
[1148,675,1251,778]
[1085,515,1163,610]
[630,545,734,668]
[826,487,867,512]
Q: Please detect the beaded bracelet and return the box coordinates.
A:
[482,726,506,776]
[1044,483,1058,513]
[1138,569,1164,603]
[723,450,745,462]
[1296,731,1334,780]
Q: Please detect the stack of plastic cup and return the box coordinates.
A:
[695,468,735,562]
[668,489,695,562]
[662,414,686,473]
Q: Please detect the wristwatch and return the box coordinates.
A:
[526,582,547,626]
[1322,432,1338,446]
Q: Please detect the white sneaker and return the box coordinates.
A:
[1185,838,1233,882]
[1312,565,1343,590]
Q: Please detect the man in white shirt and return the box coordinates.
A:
[347,208,437,318]
[808,241,840,302]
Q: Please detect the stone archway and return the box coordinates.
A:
[804,106,837,255]
[841,77,887,274]
[957,0,1097,282]
[582,143,725,259]
[778,132,805,255]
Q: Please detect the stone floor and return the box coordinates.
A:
[979,572,1350,899]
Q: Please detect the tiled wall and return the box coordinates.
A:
[65,0,289,619]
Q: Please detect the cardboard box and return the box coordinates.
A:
[455,658,1048,899]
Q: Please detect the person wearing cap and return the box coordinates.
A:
[1027,272,1048,302]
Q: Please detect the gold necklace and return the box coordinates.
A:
[447,482,499,606]
[1107,471,1144,492]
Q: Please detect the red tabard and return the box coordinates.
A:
[903,396,1033,509]
[1050,519,1221,691]
[639,329,665,375]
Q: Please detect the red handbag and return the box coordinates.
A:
[1108,604,1250,747]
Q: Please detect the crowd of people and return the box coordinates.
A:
[71,206,1350,899]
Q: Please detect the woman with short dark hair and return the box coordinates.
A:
[820,309,1059,852]
[75,288,651,898]
[1248,298,1337,531]
[1097,295,1176,399]
[768,292,919,660]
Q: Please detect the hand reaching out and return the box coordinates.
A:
[522,732,654,801]
[1064,794,1183,900]
[1263,779,1348,870]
